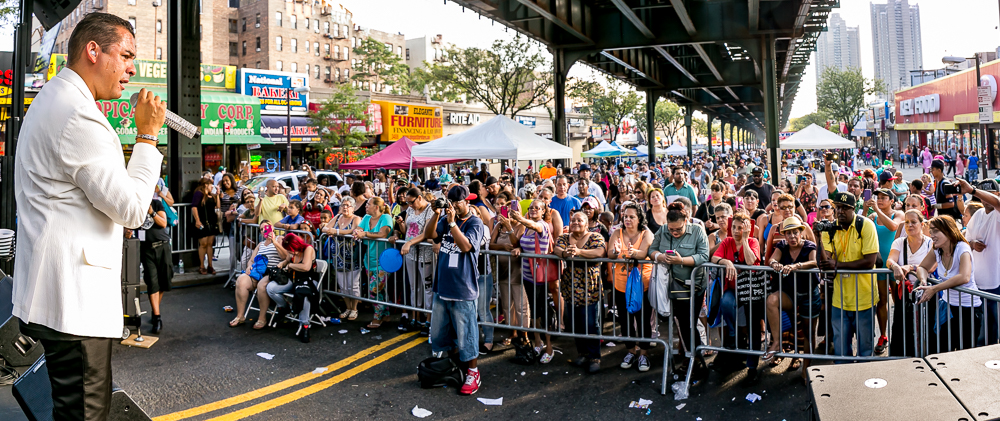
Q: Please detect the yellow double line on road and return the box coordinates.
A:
[154,332,426,421]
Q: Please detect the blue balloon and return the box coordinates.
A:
[380,248,403,273]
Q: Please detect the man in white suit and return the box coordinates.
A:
[13,13,166,420]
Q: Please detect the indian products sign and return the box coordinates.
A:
[372,100,442,142]
[237,69,309,114]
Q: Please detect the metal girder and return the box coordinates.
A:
[512,0,593,44]
[692,44,723,81]
[610,0,655,38]
[652,46,698,83]
[670,0,697,35]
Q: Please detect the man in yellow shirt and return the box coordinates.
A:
[814,192,879,359]
[255,179,289,226]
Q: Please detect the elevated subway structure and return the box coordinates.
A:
[448,0,838,177]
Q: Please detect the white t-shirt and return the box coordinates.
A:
[965,208,1000,290]
[890,236,933,274]
[934,242,981,307]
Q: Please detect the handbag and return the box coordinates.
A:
[625,266,644,314]
[528,227,560,284]
[648,263,672,317]
[161,198,178,227]
[268,267,290,286]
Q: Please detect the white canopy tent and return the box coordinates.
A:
[663,143,689,156]
[780,124,856,150]
[582,141,634,157]
[411,115,573,161]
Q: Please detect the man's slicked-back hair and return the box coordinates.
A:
[67,13,135,66]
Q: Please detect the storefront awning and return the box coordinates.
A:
[96,87,271,145]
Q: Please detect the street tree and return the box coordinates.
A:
[408,63,465,102]
[787,111,829,131]
[569,74,641,142]
[0,1,16,25]
[816,67,883,138]
[351,37,410,95]
[440,34,552,118]
[308,84,372,157]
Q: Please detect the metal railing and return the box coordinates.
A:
[170,203,231,255]
[674,262,1000,394]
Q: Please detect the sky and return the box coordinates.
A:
[4,0,999,120]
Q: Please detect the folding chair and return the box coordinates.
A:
[269,260,329,335]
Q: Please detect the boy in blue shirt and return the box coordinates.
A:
[275,200,305,232]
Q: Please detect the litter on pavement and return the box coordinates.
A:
[411,405,432,418]
[477,397,503,406]
[339,330,348,334]
[312,367,327,374]
[676,403,685,410]
[746,393,762,403]
[256,352,274,360]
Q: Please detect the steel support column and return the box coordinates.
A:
[553,49,571,167]
[167,0,204,201]
[645,90,660,164]
[0,0,32,275]
[761,37,780,180]
[685,106,693,159]
[707,114,713,156]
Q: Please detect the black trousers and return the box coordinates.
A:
[40,337,113,421]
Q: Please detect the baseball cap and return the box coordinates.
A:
[485,176,498,187]
[830,192,857,208]
[751,167,763,175]
[831,163,840,172]
[579,163,592,172]
[874,188,896,200]
[581,196,600,209]
[878,172,895,184]
[523,183,537,194]
[977,179,999,192]
[447,185,477,202]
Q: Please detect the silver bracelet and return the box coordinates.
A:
[136,134,158,142]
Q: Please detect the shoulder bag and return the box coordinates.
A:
[529,226,560,284]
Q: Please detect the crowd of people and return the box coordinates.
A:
[163,147,1000,394]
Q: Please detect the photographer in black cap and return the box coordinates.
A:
[930,158,965,220]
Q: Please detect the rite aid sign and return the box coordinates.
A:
[448,112,481,125]
[899,93,940,116]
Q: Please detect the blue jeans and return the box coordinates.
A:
[980,286,1000,345]
[430,294,479,362]
[266,281,311,325]
[830,306,875,360]
[476,274,495,344]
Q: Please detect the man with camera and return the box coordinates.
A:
[813,192,880,360]
[424,185,487,395]
[930,159,965,220]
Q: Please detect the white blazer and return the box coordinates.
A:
[13,68,163,338]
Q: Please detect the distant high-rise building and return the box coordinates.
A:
[871,0,924,97]
[816,13,861,82]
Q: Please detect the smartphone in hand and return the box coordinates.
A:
[863,189,872,202]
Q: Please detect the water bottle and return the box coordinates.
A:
[178,259,185,274]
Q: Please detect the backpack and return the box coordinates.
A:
[417,357,464,389]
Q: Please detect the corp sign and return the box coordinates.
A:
[899,94,940,116]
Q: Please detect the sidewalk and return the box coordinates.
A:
[155,245,235,290]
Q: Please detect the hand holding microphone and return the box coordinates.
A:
[133,89,167,145]
[130,89,201,140]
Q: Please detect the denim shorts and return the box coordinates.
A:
[430,294,479,362]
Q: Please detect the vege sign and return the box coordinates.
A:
[899,94,940,116]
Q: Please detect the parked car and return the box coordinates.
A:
[244,170,342,199]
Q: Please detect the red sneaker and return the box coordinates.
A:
[875,335,888,355]
[459,369,480,395]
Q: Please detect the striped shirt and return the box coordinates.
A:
[257,242,281,267]
[519,224,552,284]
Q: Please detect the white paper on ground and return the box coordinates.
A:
[638,398,653,406]
[477,397,503,406]
[256,352,274,360]
[746,393,762,403]
[676,403,686,410]
[312,367,328,374]
[411,405,432,418]
[339,329,348,334]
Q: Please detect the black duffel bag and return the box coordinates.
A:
[417,357,464,389]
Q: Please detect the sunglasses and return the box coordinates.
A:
[818,205,832,210]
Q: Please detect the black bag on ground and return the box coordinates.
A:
[417,357,464,389]
[510,338,538,366]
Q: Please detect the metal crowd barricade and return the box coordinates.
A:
[315,233,673,395]
[227,222,316,287]
[170,203,231,255]
[676,262,1000,393]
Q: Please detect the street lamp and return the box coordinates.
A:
[152,1,160,60]
[286,85,310,170]
[942,54,991,180]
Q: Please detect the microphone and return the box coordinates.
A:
[129,92,201,139]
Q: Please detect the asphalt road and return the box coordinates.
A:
[3,282,812,420]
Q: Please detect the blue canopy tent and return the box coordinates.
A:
[581,141,634,157]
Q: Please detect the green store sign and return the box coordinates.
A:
[46,54,236,90]
[96,88,266,145]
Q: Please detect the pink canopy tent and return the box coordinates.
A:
[338,137,465,170]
